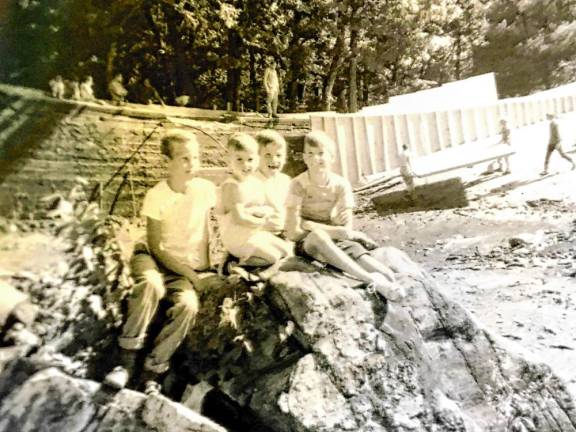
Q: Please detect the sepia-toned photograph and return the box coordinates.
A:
[1,1,576,430]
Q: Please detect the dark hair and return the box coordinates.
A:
[160,131,199,159]
[255,129,286,150]
[227,133,258,152]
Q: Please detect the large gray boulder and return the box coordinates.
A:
[0,365,225,432]
[224,247,576,431]
[2,225,575,432]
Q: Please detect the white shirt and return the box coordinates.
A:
[264,67,279,93]
[141,178,216,270]
[256,171,291,232]
[256,171,290,208]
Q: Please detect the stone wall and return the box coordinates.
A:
[0,84,309,217]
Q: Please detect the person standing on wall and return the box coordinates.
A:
[264,57,280,119]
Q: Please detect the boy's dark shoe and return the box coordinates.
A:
[103,349,137,389]
[139,369,162,395]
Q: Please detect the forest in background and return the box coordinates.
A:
[1,0,576,112]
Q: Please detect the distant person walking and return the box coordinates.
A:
[541,113,575,175]
[263,58,279,118]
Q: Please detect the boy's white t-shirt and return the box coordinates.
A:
[256,171,291,233]
[141,178,216,270]
[256,171,291,207]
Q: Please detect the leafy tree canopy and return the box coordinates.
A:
[1,0,572,111]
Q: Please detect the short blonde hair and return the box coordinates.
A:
[304,130,336,155]
[255,129,287,150]
[227,132,258,152]
[160,130,199,159]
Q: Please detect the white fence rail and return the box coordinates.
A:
[310,83,576,185]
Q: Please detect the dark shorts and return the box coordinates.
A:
[295,236,369,260]
[294,239,307,257]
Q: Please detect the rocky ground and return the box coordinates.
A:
[356,113,576,398]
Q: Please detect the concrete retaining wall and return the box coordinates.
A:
[0,84,309,217]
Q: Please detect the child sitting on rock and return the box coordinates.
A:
[285,131,405,302]
[254,129,291,235]
[104,130,216,392]
[217,133,293,277]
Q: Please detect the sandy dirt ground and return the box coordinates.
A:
[357,112,576,397]
[1,112,575,401]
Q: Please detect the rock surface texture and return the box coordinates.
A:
[1,231,576,431]
[225,247,576,431]
[0,365,226,432]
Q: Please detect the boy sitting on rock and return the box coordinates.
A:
[285,131,405,302]
[254,129,291,235]
[104,130,216,392]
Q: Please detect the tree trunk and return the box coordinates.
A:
[348,27,359,113]
[105,42,117,84]
[322,31,346,111]
[455,30,462,80]
[226,68,241,112]
[249,50,259,112]
[226,29,242,111]
[362,70,369,106]
[323,74,338,112]
[169,11,193,99]
[144,5,176,102]
[289,78,298,112]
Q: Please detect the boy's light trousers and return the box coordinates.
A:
[118,250,199,374]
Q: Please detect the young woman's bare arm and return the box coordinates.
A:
[263,210,284,233]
